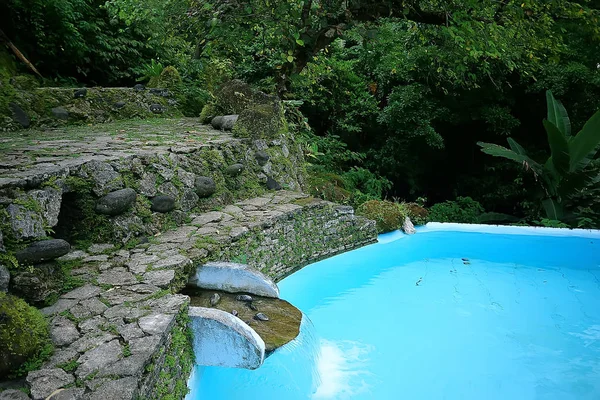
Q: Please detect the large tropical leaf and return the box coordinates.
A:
[569,109,600,171]
[542,198,564,220]
[543,120,570,175]
[507,137,528,155]
[546,90,571,137]
[477,142,543,175]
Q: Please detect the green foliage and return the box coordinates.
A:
[478,90,600,223]
[139,59,165,85]
[428,197,485,223]
[356,200,407,233]
[537,219,570,228]
[0,292,52,378]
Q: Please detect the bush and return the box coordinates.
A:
[0,292,52,377]
[356,200,407,233]
[405,203,429,225]
[428,197,484,223]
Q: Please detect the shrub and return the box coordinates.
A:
[428,197,484,223]
[0,292,52,377]
[356,200,407,233]
[156,66,182,89]
[405,203,429,225]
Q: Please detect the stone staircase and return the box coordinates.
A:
[0,118,377,399]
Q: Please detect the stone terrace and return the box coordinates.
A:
[19,191,376,399]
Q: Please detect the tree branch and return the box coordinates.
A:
[0,28,43,78]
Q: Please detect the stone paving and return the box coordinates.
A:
[20,191,375,399]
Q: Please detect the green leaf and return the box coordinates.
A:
[546,90,571,137]
[569,109,600,170]
[543,120,570,175]
[507,138,528,155]
[296,39,305,46]
[287,55,294,62]
[542,198,564,220]
[477,142,542,174]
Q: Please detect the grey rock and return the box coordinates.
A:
[96,267,138,286]
[74,88,87,98]
[46,388,85,400]
[103,304,148,322]
[26,368,75,400]
[75,339,123,379]
[0,229,4,252]
[133,84,145,91]
[266,176,282,191]
[117,323,144,342]
[226,163,244,177]
[6,203,45,239]
[142,270,174,288]
[78,316,107,334]
[82,161,123,196]
[41,298,79,316]
[114,101,126,109]
[236,295,253,302]
[52,107,69,120]
[57,250,88,262]
[255,150,270,166]
[210,293,221,306]
[70,297,108,319]
[71,332,116,353]
[180,188,199,211]
[221,115,238,131]
[254,313,269,321]
[138,173,157,197]
[50,316,81,347]
[9,102,30,128]
[15,239,70,264]
[30,187,62,227]
[149,104,164,114]
[95,188,136,216]
[88,244,114,255]
[83,255,108,263]
[0,264,9,292]
[248,303,258,311]
[231,310,238,317]
[151,254,191,270]
[190,262,280,298]
[151,195,175,213]
[177,169,195,188]
[86,377,138,400]
[62,284,101,300]
[152,164,174,181]
[194,176,216,198]
[0,389,30,399]
[157,181,178,199]
[402,216,416,235]
[138,313,175,336]
[149,88,169,97]
[211,116,224,129]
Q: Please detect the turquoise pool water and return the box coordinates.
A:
[187,224,600,400]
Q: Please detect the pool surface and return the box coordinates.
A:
[187,224,600,400]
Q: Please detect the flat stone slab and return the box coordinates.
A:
[186,289,302,353]
[188,262,279,298]
[188,306,265,370]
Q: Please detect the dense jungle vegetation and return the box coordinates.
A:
[2,0,600,228]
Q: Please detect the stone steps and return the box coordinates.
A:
[21,191,376,399]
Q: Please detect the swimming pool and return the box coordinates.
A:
[187,224,600,400]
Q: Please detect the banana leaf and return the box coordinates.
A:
[543,120,570,175]
[546,90,571,137]
[542,198,564,220]
[569,109,600,171]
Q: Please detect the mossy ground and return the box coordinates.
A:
[184,289,302,353]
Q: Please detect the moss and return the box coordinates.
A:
[0,292,53,378]
[199,103,216,123]
[356,200,407,233]
[306,171,352,204]
[232,103,286,140]
[156,66,182,89]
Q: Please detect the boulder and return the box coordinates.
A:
[255,150,270,166]
[114,101,126,109]
[51,107,69,120]
[27,368,75,400]
[0,390,30,399]
[29,187,62,227]
[266,176,282,191]
[133,84,145,91]
[73,88,87,99]
[194,176,216,198]
[221,115,239,131]
[402,216,417,235]
[211,116,224,130]
[0,264,10,292]
[233,102,285,140]
[5,203,45,239]
[95,188,137,216]
[225,164,244,177]
[149,104,164,114]
[189,261,279,298]
[9,102,30,128]
[189,307,265,370]
[11,263,63,304]
[15,239,70,265]
[151,195,176,213]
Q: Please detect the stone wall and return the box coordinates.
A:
[2,84,183,132]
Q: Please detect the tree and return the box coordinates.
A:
[478,90,600,222]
